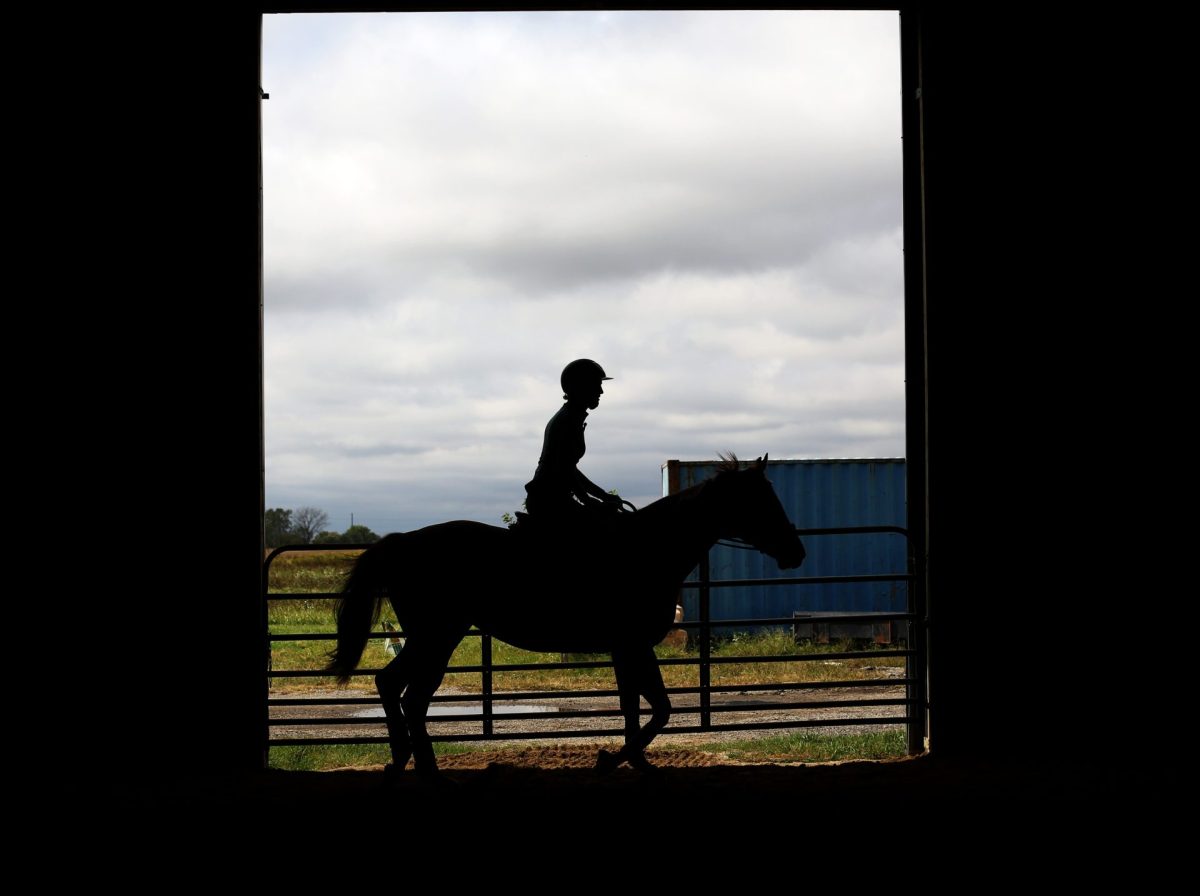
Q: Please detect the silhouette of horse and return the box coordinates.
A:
[328,454,805,779]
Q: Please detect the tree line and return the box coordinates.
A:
[265,506,381,548]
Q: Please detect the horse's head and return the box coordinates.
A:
[711,454,806,570]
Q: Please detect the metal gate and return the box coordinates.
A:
[265,525,924,756]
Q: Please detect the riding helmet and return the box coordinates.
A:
[561,359,612,396]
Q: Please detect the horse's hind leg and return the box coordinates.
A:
[399,633,462,779]
[632,645,672,752]
[375,651,413,775]
[598,645,672,775]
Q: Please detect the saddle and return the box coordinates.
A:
[510,502,633,544]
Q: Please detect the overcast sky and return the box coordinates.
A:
[262,10,904,536]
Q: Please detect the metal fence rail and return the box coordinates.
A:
[264,525,925,755]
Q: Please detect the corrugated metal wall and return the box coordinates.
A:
[663,458,908,628]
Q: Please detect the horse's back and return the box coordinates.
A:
[382,517,677,650]
[401,519,511,562]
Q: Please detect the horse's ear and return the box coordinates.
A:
[757,454,768,473]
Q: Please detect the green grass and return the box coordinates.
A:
[267,549,359,598]
[700,728,906,763]
[269,742,474,772]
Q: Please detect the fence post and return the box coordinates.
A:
[699,551,711,730]
[900,3,929,758]
[906,547,927,755]
[481,631,493,739]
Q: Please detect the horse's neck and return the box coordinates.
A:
[638,483,723,577]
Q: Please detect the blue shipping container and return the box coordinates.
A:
[662,458,908,630]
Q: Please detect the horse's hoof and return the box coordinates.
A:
[629,754,663,776]
[595,749,620,776]
[382,762,405,789]
[415,769,457,790]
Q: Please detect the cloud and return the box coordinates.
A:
[263,10,901,303]
[262,11,905,533]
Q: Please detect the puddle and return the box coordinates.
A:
[354,703,559,719]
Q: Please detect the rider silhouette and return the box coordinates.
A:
[524,359,625,528]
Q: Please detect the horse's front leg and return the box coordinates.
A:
[597,645,671,775]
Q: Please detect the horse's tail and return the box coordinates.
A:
[326,534,400,685]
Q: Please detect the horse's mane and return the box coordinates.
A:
[633,453,743,523]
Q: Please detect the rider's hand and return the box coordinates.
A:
[602,492,623,506]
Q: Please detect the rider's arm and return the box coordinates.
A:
[574,470,620,504]
[574,469,605,500]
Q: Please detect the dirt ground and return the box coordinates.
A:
[94,675,1143,821]
[267,675,908,748]
[105,748,1136,826]
[226,683,1127,813]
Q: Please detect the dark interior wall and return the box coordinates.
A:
[57,4,1107,783]
[918,6,1112,757]
[62,10,267,780]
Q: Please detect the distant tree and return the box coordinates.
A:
[342,524,380,544]
[291,506,330,544]
[265,508,294,548]
[313,530,346,545]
